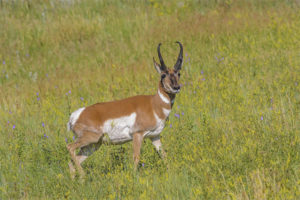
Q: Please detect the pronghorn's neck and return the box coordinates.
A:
[153,82,176,110]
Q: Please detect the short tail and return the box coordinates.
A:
[67,107,85,132]
[67,121,71,132]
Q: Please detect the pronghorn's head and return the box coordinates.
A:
[153,41,183,94]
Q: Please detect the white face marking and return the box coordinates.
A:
[158,89,169,104]
[102,113,137,144]
[68,107,85,131]
[162,108,171,117]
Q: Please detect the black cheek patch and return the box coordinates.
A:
[161,74,166,79]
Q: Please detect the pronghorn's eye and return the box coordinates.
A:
[178,73,181,77]
[161,74,166,79]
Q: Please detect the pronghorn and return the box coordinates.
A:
[67,42,183,177]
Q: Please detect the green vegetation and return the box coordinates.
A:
[0,0,299,199]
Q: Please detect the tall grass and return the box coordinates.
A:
[0,0,299,199]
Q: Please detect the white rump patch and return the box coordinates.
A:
[67,107,85,131]
[102,113,137,144]
[158,90,169,104]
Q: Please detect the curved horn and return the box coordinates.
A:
[174,41,183,71]
[157,43,167,72]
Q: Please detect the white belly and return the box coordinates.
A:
[101,111,166,144]
[102,113,137,144]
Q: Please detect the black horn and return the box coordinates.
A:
[174,41,183,71]
[157,43,167,72]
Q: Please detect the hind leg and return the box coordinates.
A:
[68,142,102,178]
[67,131,103,178]
[68,161,76,179]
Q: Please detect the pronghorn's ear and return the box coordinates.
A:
[153,57,163,74]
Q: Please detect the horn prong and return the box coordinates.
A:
[157,43,167,72]
[174,41,183,71]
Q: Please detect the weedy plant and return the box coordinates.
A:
[0,0,299,199]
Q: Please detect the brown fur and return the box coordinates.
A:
[67,83,175,177]
[67,43,183,178]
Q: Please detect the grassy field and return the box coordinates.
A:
[0,0,299,199]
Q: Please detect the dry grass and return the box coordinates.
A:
[0,0,299,199]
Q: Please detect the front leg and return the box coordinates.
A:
[151,136,166,159]
[133,132,144,170]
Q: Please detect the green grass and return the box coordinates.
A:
[0,0,299,199]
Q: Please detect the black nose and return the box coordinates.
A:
[173,86,180,90]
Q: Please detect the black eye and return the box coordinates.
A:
[178,73,181,77]
[161,74,166,79]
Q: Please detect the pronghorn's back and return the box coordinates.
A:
[66,42,183,178]
[68,94,160,143]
